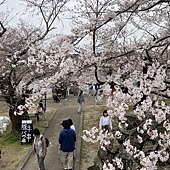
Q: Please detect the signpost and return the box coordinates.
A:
[21,120,33,144]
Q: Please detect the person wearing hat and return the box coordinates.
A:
[67,118,76,159]
[58,120,76,170]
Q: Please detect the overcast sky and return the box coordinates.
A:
[0,0,74,35]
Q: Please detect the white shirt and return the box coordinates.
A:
[99,116,112,130]
[34,135,46,157]
[70,125,76,131]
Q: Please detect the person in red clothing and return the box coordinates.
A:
[111,87,115,94]
[110,82,116,95]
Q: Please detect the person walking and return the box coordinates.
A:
[94,83,99,101]
[77,90,85,113]
[99,110,112,132]
[52,87,61,103]
[32,128,47,170]
[58,120,76,170]
[67,118,76,159]
[36,101,46,122]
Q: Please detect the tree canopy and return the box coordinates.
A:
[0,0,170,168]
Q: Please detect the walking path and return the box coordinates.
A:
[17,94,94,170]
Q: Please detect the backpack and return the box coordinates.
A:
[41,136,50,147]
[77,96,80,103]
[77,95,84,103]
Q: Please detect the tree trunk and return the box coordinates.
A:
[9,108,29,135]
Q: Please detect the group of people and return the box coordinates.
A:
[32,88,113,170]
[32,110,112,170]
[32,118,76,170]
[77,90,113,133]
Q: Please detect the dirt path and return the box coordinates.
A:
[19,95,95,170]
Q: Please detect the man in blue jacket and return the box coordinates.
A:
[58,120,76,170]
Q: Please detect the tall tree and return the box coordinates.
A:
[70,0,170,88]
[0,0,71,134]
[69,0,170,169]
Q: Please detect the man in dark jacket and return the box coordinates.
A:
[58,120,76,170]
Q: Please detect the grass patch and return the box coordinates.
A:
[0,133,31,170]
[80,105,108,170]
[80,98,170,170]
[0,133,20,145]
[165,99,170,104]
[0,109,55,170]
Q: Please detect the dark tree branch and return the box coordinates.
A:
[0,21,6,37]
[140,0,170,11]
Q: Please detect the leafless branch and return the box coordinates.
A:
[0,0,5,5]
[140,0,170,11]
[0,21,6,37]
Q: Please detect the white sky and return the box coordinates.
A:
[0,0,75,35]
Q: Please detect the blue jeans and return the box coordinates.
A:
[37,155,45,170]
[78,102,83,113]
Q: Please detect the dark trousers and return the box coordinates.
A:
[102,125,109,132]
[37,155,45,170]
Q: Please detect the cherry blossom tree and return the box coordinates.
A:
[68,0,170,169]
[0,3,169,170]
[70,0,170,88]
[0,0,6,37]
[0,0,72,134]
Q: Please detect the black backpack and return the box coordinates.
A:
[77,95,83,103]
[41,136,50,147]
[77,96,80,103]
